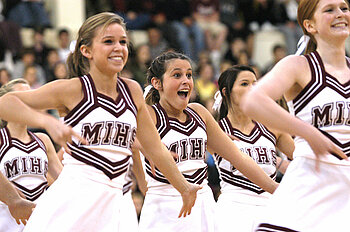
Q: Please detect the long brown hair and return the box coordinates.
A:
[67,12,127,78]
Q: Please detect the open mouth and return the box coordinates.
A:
[177,90,189,98]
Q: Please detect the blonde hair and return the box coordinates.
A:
[67,12,127,78]
[0,79,29,128]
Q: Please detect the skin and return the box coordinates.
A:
[0,83,62,225]
[0,23,200,217]
[241,0,349,165]
[149,59,278,194]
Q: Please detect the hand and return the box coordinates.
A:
[8,198,36,225]
[178,183,202,218]
[305,128,347,171]
[44,117,88,154]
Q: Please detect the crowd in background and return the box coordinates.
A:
[0,0,323,219]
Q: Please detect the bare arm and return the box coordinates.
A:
[241,55,346,159]
[132,149,148,195]
[0,173,35,225]
[191,103,278,194]
[275,132,295,160]
[126,78,200,217]
[36,133,63,183]
[0,80,87,153]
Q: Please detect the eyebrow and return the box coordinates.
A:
[321,2,347,9]
[171,68,192,72]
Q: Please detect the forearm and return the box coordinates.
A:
[233,152,278,194]
[0,94,50,129]
[0,173,21,206]
[146,145,190,194]
[241,90,315,138]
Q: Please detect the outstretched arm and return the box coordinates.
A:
[0,173,36,225]
[192,103,278,194]
[0,80,87,153]
[241,55,346,159]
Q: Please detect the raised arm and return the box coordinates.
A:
[241,55,346,159]
[126,79,201,217]
[0,172,35,225]
[191,103,278,194]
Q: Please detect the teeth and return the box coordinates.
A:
[333,23,347,27]
[110,57,122,60]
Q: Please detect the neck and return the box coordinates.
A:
[159,100,187,121]
[316,40,347,68]
[227,107,253,131]
[6,123,29,140]
[89,68,119,95]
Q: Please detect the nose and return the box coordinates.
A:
[335,7,346,18]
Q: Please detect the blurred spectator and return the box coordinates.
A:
[31,27,51,66]
[114,0,153,30]
[195,61,217,113]
[158,0,205,62]
[12,48,46,84]
[52,62,68,80]
[0,67,11,86]
[127,43,151,88]
[223,37,247,65]
[44,48,60,82]
[23,64,41,89]
[262,44,287,75]
[219,0,254,57]
[57,28,71,62]
[192,0,228,74]
[6,0,51,28]
[146,25,169,60]
[240,0,279,31]
[275,0,303,54]
[85,0,112,18]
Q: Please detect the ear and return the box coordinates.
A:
[151,77,162,91]
[222,87,227,97]
[80,45,92,59]
[303,19,317,34]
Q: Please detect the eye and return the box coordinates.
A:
[341,7,349,12]
[186,73,192,79]
[174,73,181,78]
[104,39,113,44]
[241,82,249,86]
[324,8,333,12]
[120,39,127,45]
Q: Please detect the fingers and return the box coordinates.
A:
[15,219,20,225]
[72,130,88,145]
[170,151,179,160]
[20,219,27,225]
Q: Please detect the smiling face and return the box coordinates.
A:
[83,23,128,77]
[157,59,194,112]
[306,0,350,42]
[230,71,256,107]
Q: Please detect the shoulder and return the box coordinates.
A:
[45,78,82,94]
[33,132,53,148]
[273,55,309,74]
[118,77,147,112]
[188,102,210,120]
